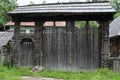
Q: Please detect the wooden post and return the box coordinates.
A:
[66,21,74,28]
[99,20,109,68]
[34,21,45,66]
[14,21,20,66]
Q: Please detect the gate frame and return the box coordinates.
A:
[8,2,115,71]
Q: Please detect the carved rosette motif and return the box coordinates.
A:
[100,20,109,68]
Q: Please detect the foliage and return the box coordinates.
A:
[75,21,99,28]
[89,21,100,28]
[75,21,86,28]
[114,11,120,19]
[109,0,120,11]
[0,66,120,80]
[42,0,46,4]
[1,41,14,67]
[28,1,35,5]
[0,0,17,25]
[108,0,120,19]
[37,69,120,80]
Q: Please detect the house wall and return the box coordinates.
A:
[110,37,120,57]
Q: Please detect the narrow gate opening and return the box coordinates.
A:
[20,38,34,66]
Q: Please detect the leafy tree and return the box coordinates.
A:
[114,12,120,18]
[108,0,120,19]
[29,1,35,5]
[91,0,99,2]
[69,0,84,2]
[42,0,46,4]
[109,0,120,11]
[75,21,99,28]
[0,0,17,26]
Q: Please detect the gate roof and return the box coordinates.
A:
[8,1,115,21]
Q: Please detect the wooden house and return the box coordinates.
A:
[109,16,120,72]
[0,32,14,66]
[109,16,120,57]
[8,2,115,71]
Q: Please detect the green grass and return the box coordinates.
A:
[0,66,120,80]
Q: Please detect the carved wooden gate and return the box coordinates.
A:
[20,38,34,66]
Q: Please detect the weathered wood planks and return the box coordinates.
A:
[43,26,99,71]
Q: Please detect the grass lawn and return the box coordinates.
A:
[0,66,120,80]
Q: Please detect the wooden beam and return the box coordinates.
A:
[66,21,75,28]
[11,14,112,22]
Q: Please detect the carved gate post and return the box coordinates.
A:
[13,21,20,66]
[100,20,109,68]
[34,21,45,66]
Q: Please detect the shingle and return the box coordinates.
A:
[8,2,115,15]
[0,32,14,49]
[109,16,120,37]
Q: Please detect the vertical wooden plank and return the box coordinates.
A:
[43,27,47,68]
[63,28,67,71]
[90,27,93,70]
[94,28,100,69]
[76,28,79,71]
[49,28,52,70]
[46,27,51,69]
[54,27,58,70]
[83,21,89,70]
[71,27,77,71]
[51,26,57,70]
[80,28,85,70]
[80,27,86,70]
[51,27,54,70]
[65,26,69,71]
[86,21,92,70]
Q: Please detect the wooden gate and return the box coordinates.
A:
[20,38,34,66]
[43,27,100,71]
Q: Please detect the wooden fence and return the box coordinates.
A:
[110,57,120,73]
[42,27,100,71]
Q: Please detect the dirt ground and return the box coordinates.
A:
[21,76,63,80]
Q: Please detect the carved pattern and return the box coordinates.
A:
[100,21,109,68]
[13,21,20,66]
[13,42,20,66]
[33,21,45,66]
[34,50,41,65]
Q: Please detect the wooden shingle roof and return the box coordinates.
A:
[109,16,120,37]
[8,1,115,15]
[0,32,14,49]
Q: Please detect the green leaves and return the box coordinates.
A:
[0,0,17,25]
[109,0,120,11]
[75,21,100,28]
